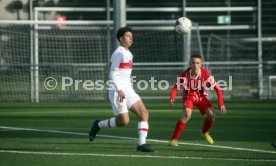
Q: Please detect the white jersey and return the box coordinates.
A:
[109,46,133,91]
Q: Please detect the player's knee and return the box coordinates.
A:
[140,110,149,121]
[116,115,129,126]
[207,111,215,121]
[207,116,215,122]
[180,114,191,123]
[131,102,149,121]
[120,118,129,126]
[181,109,192,122]
[117,120,129,126]
[186,114,192,121]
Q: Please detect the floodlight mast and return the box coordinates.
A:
[113,0,126,49]
[257,0,263,99]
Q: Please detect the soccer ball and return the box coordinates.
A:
[175,17,192,34]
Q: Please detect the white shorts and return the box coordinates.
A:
[109,87,141,116]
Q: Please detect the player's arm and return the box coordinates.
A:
[110,53,125,100]
[214,84,227,115]
[170,85,178,106]
[205,71,227,115]
[170,73,185,106]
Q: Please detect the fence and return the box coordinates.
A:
[1,2,276,101]
[0,21,275,101]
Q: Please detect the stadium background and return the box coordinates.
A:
[0,0,275,102]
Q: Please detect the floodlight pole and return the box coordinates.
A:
[33,7,39,102]
[30,0,35,102]
[106,0,111,59]
[226,0,231,61]
[258,0,263,99]
[182,0,190,64]
[105,0,111,100]
[113,0,126,50]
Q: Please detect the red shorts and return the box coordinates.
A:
[183,97,213,115]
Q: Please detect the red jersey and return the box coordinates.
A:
[170,67,224,108]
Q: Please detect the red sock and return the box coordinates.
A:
[171,120,186,140]
[202,118,214,134]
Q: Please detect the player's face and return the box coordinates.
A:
[189,58,202,70]
[120,32,133,48]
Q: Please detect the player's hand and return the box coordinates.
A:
[118,90,125,102]
[170,98,175,107]
[219,105,227,115]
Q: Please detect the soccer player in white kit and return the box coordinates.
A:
[89,26,155,152]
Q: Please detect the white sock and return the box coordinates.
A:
[138,121,148,146]
[98,117,116,128]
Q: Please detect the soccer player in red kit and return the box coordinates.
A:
[169,54,227,147]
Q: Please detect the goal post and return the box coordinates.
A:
[269,76,276,99]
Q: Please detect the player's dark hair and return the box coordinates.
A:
[116,26,133,41]
[190,54,202,59]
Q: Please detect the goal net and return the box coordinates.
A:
[0,22,109,102]
[206,34,276,98]
[0,21,204,102]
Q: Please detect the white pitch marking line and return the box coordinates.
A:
[148,139,276,155]
[1,126,276,155]
[0,150,275,162]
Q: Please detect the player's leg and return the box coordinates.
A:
[128,92,154,152]
[89,90,129,142]
[197,98,215,144]
[170,100,193,147]
[130,100,149,145]
[201,107,215,144]
[202,107,215,134]
[98,112,129,128]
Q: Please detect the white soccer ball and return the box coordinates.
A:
[175,17,192,34]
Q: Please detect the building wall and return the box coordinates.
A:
[0,0,29,20]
